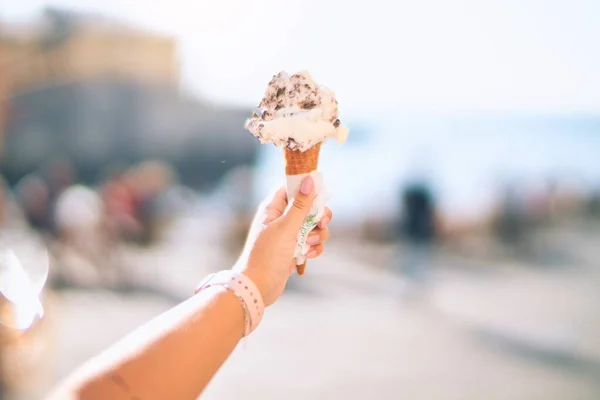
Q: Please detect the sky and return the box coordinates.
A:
[3,0,600,114]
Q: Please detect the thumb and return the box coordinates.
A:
[283,176,316,230]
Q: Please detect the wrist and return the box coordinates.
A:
[195,270,265,336]
[238,267,268,303]
[234,257,269,303]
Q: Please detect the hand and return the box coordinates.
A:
[234,176,332,306]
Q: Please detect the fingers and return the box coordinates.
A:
[282,176,316,229]
[270,186,288,211]
[263,186,288,213]
[306,227,329,245]
[306,244,324,259]
[318,207,332,229]
[258,186,288,224]
[291,240,325,276]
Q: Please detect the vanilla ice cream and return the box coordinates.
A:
[245,71,348,152]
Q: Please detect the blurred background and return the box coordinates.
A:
[1,1,600,399]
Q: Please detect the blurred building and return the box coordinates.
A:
[1,8,177,90]
[0,24,10,153]
[0,8,258,189]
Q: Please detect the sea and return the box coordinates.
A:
[253,114,600,223]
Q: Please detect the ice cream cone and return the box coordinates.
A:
[245,71,347,278]
[284,143,321,275]
[284,143,321,175]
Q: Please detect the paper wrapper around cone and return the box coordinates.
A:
[283,143,327,275]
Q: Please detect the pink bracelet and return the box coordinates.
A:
[195,270,264,336]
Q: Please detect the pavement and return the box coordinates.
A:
[34,219,600,399]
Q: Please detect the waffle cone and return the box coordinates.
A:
[296,262,306,276]
[284,143,321,175]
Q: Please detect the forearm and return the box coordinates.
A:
[49,286,245,400]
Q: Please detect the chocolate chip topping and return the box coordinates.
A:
[301,101,317,110]
[286,137,299,149]
[246,71,344,150]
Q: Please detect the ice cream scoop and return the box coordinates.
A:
[245,71,348,152]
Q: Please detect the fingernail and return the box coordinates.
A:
[307,249,318,258]
[306,234,320,245]
[319,217,330,229]
[300,176,314,195]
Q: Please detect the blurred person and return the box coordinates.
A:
[14,174,52,233]
[100,166,142,243]
[45,160,77,200]
[522,179,554,227]
[46,177,332,400]
[494,183,526,246]
[0,175,28,230]
[396,181,437,296]
[127,160,176,245]
[54,185,104,247]
[43,160,77,234]
[217,166,257,254]
[53,185,114,286]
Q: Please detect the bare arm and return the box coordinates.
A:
[47,177,330,399]
[49,286,244,400]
